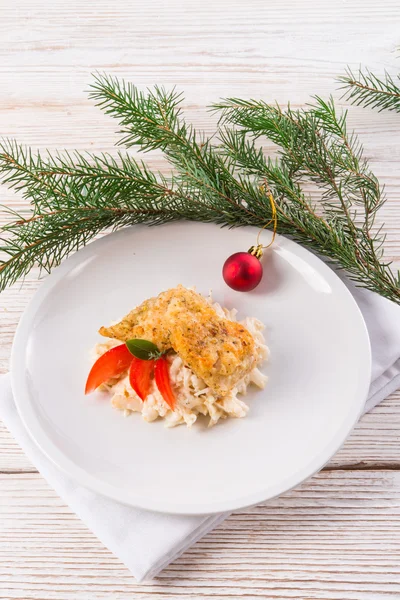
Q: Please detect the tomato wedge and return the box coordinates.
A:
[154,356,176,410]
[85,344,133,394]
[129,357,154,401]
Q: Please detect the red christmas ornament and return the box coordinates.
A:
[222,189,278,292]
[223,246,263,292]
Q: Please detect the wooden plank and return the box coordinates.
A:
[1,470,400,599]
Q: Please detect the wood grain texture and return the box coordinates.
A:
[1,0,400,597]
[1,471,400,600]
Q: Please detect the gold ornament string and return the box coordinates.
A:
[257,191,277,249]
[248,191,278,259]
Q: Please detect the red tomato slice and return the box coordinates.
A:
[154,356,176,410]
[129,357,154,401]
[85,344,133,394]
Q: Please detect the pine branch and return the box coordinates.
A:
[0,142,191,291]
[338,67,400,113]
[0,206,114,290]
[219,129,392,296]
[89,73,262,225]
[0,199,184,292]
[215,95,383,232]
[0,138,268,290]
[0,140,186,214]
[215,95,399,302]
[0,75,399,304]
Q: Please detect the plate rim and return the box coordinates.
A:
[10,224,372,515]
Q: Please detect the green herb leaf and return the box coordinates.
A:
[125,338,162,361]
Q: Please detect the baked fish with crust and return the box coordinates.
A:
[99,285,257,396]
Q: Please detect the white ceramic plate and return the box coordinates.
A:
[11,223,371,515]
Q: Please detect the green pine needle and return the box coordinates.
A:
[0,74,399,304]
[338,67,400,113]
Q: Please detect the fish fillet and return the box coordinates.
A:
[99,285,257,396]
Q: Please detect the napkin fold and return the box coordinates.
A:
[1,283,400,581]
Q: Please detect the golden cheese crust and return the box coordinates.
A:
[99,285,256,396]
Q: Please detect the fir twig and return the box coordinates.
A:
[0,141,189,288]
[215,95,399,302]
[0,75,399,304]
[89,73,263,225]
[338,67,400,113]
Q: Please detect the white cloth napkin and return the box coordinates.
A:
[1,283,400,582]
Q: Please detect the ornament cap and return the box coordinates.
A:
[248,244,263,260]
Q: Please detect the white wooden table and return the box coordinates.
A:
[1,2,400,598]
